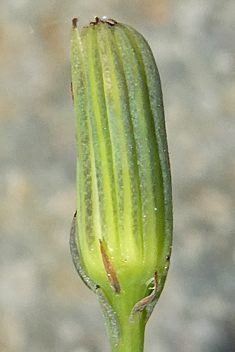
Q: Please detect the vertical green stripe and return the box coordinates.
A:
[71,27,94,250]
[81,26,119,252]
[96,23,143,261]
[123,24,172,269]
[113,24,165,266]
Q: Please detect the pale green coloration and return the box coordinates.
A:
[70,17,172,352]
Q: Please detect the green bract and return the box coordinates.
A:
[70,17,172,352]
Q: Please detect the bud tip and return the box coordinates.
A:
[72,18,78,28]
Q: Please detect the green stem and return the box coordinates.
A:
[112,315,145,352]
[107,287,146,352]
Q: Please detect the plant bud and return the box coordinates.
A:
[70,17,172,349]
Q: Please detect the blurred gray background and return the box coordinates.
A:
[0,0,235,351]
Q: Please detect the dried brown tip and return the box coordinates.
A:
[131,271,159,315]
[70,82,74,104]
[72,18,78,28]
[99,239,121,294]
[106,18,117,26]
[90,16,117,26]
[90,16,100,25]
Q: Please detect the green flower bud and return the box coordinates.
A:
[70,17,172,351]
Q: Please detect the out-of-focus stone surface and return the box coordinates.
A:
[0,0,235,351]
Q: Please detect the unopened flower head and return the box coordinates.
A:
[70,17,172,346]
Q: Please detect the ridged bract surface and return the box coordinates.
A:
[71,19,172,297]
